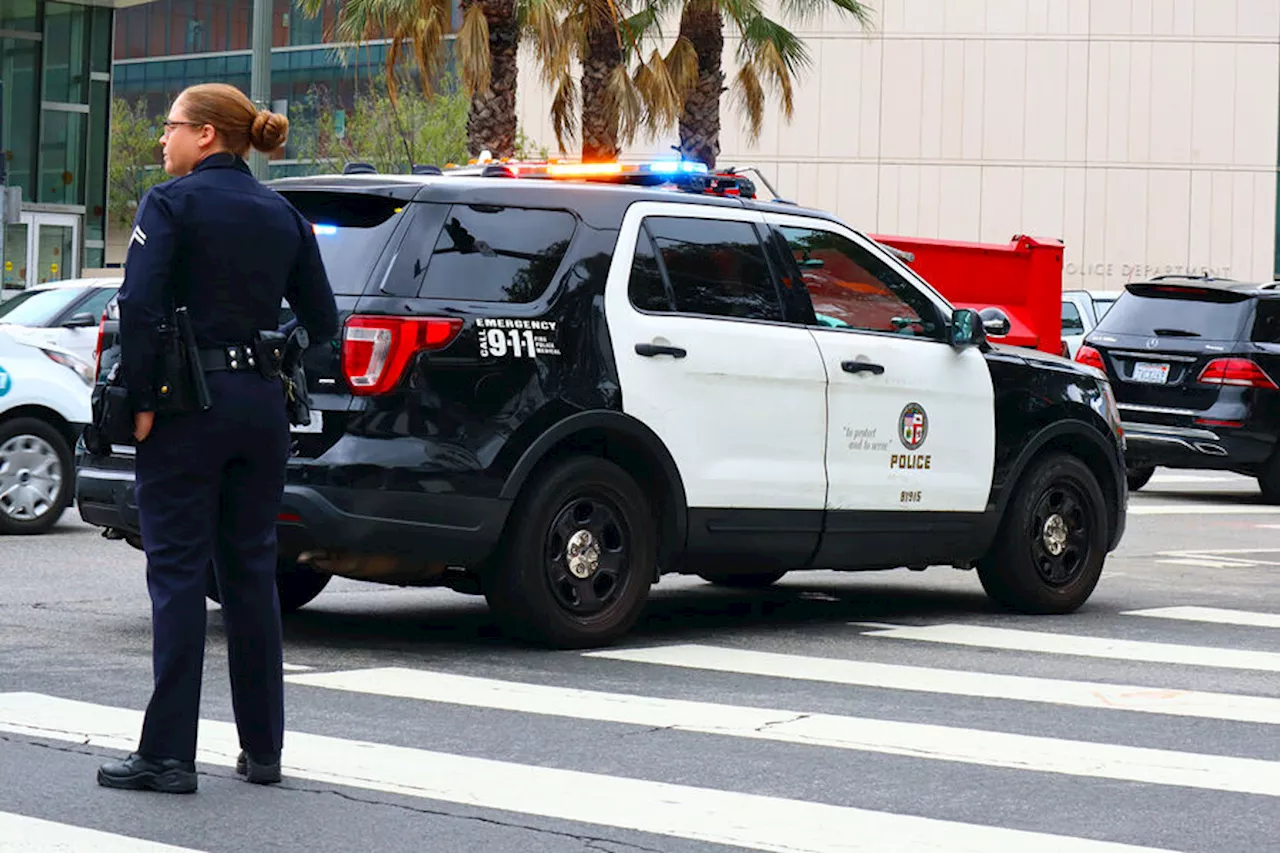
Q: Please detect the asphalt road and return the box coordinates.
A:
[1,470,1277,853]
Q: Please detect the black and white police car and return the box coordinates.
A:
[77,159,1128,647]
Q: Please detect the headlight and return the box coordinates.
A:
[43,348,94,386]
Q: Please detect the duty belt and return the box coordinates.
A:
[199,344,263,373]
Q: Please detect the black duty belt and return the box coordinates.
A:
[199,344,262,373]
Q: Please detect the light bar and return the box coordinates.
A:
[646,160,708,175]
[547,162,624,177]
[312,224,338,235]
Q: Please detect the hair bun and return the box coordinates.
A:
[250,109,289,152]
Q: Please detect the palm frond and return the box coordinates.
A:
[736,14,810,117]
[730,62,766,142]
[632,49,682,135]
[663,35,699,98]
[779,0,872,27]
[716,0,766,31]
[550,69,580,150]
[458,2,493,95]
[605,62,644,143]
[618,7,664,56]
[520,0,568,76]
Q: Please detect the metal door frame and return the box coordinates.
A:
[20,211,80,288]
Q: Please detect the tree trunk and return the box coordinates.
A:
[581,20,622,161]
[677,0,724,169]
[465,0,518,158]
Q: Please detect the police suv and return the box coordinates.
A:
[77,160,1128,647]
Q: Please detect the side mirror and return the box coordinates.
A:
[62,311,98,329]
[978,307,1012,337]
[949,308,987,349]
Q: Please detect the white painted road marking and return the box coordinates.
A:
[287,666,1280,797]
[0,811,207,852]
[0,693,1179,853]
[586,644,1280,725]
[1124,606,1280,630]
[1128,503,1280,515]
[856,623,1280,672]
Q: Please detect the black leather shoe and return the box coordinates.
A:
[235,749,281,785]
[97,753,197,794]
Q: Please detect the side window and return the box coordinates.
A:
[1253,302,1280,344]
[627,225,671,312]
[76,287,117,321]
[1062,301,1085,334]
[641,216,783,321]
[412,204,576,302]
[778,225,944,339]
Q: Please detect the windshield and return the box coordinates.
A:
[1094,286,1252,341]
[0,288,85,326]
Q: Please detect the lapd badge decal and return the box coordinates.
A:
[898,402,928,450]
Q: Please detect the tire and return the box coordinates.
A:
[206,558,331,613]
[1259,452,1280,504]
[697,570,788,588]
[977,453,1109,615]
[1126,465,1155,492]
[484,455,656,649]
[0,417,73,536]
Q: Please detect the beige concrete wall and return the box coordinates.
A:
[516,0,1280,290]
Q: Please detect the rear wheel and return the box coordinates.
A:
[1259,452,1280,504]
[484,455,655,648]
[1126,465,1155,492]
[977,453,1108,614]
[205,558,331,613]
[0,417,73,536]
[697,569,788,588]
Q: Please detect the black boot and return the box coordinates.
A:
[235,749,282,785]
[97,753,197,794]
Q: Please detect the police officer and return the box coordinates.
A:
[97,83,337,794]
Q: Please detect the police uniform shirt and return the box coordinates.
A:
[118,152,338,411]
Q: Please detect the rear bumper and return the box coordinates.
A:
[1121,420,1276,472]
[75,454,510,567]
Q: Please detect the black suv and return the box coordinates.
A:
[1077,276,1280,497]
[77,164,1127,647]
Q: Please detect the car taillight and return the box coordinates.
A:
[93,312,107,380]
[1075,344,1106,373]
[1196,358,1278,390]
[342,315,463,395]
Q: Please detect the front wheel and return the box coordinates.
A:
[206,558,331,613]
[0,417,73,535]
[977,453,1108,614]
[484,455,655,649]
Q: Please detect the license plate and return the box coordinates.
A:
[290,411,323,434]
[1132,362,1170,384]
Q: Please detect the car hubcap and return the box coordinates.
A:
[0,434,63,521]
[1029,481,1091,587]
[545,495,628,616]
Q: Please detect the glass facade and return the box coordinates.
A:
[0,0,113,292]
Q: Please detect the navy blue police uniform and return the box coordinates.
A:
[116,152,337,774]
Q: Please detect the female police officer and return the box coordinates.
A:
[97,83,337,793]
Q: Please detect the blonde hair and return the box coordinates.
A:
[177,83,289,156]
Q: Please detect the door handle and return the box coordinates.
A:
[842,360,884,375]
[636,343,687,358]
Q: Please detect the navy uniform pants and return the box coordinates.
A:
[134,370,290,762]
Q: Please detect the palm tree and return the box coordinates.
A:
[298,0,518,157]
[677,0,872,169]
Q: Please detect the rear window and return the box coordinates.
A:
[283,191,403,295]
[1094,285,1253,341]
[412,204,577,303]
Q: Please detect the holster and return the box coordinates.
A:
[251,330,287,379]
[153,307,212,415]
[85,362,135,454]
[280,326,312,427]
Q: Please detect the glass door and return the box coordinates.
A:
[18,212,80,289]
[2,223,29,300]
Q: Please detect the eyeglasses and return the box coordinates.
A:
[162,120,205,130]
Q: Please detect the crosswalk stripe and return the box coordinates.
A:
[585,644,1280,725]
[0,811,206,852]
[287,666,1280,797]
[855,623,1280,672]
[1123,606,1280,630]
[0,692,1179,853]
[1127,503,1280,515]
